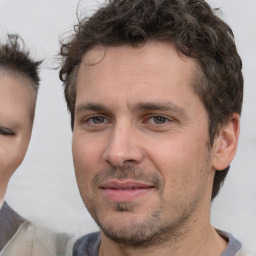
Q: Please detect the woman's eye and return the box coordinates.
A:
[0,126,15,135]
[149,116,169,124]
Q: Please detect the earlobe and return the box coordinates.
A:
[212,114,240,171]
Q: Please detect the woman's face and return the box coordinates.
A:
[0,71,35,197]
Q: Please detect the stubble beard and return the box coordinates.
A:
[82,166,199,248]
[95,204,195,248]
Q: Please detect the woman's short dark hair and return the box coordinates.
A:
[0,34,42,93]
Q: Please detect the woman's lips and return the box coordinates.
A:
[100,180,155,202]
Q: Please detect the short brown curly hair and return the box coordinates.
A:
[59,0,243,200]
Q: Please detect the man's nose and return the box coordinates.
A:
[102,124,144,167]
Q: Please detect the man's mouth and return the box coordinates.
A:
[100,180,155,202]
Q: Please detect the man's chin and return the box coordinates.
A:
[93,209,171,248]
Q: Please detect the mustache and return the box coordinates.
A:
[92,165,164,189]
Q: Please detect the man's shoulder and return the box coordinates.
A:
[73,232,100,256]
[217,230,255,256]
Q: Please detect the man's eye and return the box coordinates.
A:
[148,116,169,124]
[88,116,107,124]
[0,126,15,135]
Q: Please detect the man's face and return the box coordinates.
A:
[0,71,35,195]
[73,42,216,246]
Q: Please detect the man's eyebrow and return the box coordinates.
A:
[76,103,109,113]
[134,102,187,115]
[76,102,187,116]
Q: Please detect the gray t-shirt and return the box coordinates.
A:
[73,230,243,256]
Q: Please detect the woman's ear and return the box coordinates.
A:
[212,113,240,171]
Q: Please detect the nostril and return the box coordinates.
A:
[103,148,144,168]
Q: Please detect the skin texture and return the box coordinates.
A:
[72,42,239,256]
[0,71,35,199]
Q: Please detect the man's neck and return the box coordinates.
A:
[99,223,227,256]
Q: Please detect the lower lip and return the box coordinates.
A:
[101,188,153,202]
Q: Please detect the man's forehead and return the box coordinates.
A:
[78,42,198,86]
[81,45,106,66]
[76,41,201,104]
[80,41,195,67]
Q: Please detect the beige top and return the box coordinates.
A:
[0,202,75,256]
[0,221,75,256]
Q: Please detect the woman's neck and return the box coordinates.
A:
[0,198,4,209]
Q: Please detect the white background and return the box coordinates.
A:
[0,0,255,253]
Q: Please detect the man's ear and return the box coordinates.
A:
[212,113,240,171]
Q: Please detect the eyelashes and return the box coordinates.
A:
[0,126,15,136]
[86,116,109,125]
[146,115,172,125]
[83,115,172,125]
[79,113,175,134]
